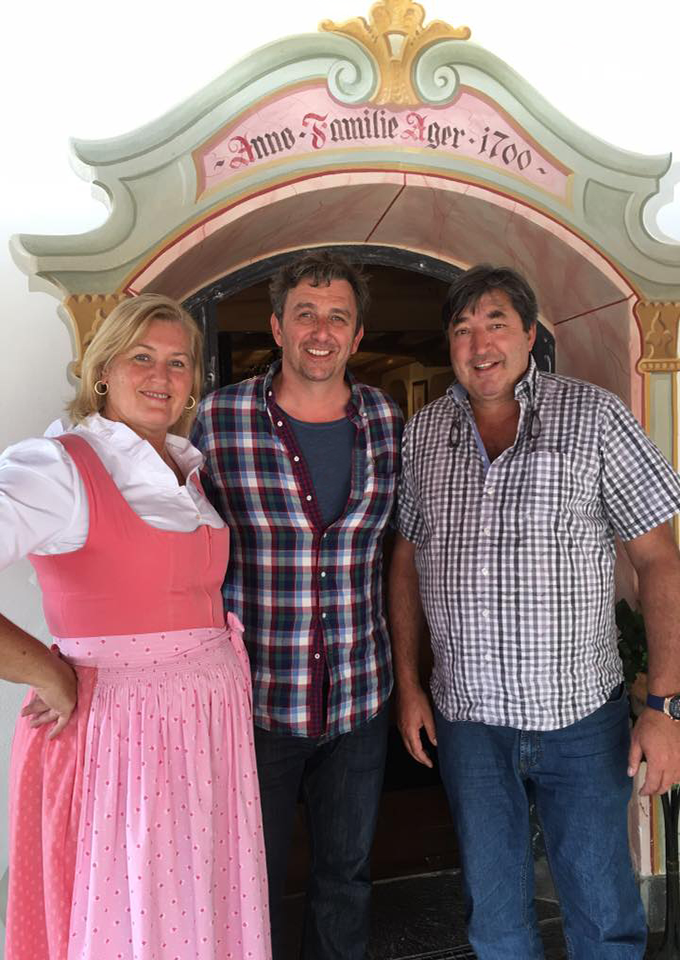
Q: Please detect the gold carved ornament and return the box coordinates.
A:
[320,0,470,106]
[635,301,680,373]
[63,293,130,378]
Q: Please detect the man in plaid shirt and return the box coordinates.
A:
[390,264,680,958]
[192,252,402,960]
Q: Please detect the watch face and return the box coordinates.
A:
[669,696,680,720]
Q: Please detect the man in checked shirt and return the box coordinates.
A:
[390,264,680,958]
[192,251,403,960]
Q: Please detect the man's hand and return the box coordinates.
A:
[623,524,680,795]
[628,707,680,795]
[21,647,77,739]
[389,534,437,765]
[396,683,437,768]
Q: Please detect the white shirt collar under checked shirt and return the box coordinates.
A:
[0,414,224,568]
[396,360,680,731]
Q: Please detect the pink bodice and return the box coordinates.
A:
[29,434,229,637]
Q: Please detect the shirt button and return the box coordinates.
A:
[481,609,490,619]
[483,526,491,536]
[485,653,493,662]
[306,494,312,502]
[276,420,283,427]
[322,532,328,539]
[320,571,327,578]
[268,390,273,397]
[321,612,327,619]
[293,455,300,462]
[486,487,495,497]
[314,653,321,660]
[481,567,488,576]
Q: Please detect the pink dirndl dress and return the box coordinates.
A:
[6,434,271,960]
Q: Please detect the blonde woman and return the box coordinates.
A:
[0,294,270,960]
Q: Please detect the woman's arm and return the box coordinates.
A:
[0,437,82,735]
[0,614,77,737]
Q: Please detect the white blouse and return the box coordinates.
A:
[0,414,224,570]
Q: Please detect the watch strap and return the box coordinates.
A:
[646,693,666,712]
[646,692,680,720]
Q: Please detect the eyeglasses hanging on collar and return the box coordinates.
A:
[448,405,542,451]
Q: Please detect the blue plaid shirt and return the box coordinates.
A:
[192,362,403,738]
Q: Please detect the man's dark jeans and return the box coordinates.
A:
[435,686,647,958]
[254,707,389,960]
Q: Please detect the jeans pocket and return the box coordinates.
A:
[606,682,625,703]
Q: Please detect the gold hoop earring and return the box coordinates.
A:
[185,395,196,410]
[94,380,109,396]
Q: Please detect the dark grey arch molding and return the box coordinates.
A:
[183,245,463,310]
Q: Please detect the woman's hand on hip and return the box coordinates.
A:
[22,647,78,738]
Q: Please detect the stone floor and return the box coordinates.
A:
[282,870,664,959]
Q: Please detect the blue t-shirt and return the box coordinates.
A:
[285,414,355,527]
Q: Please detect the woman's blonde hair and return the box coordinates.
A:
[69,294,204,436]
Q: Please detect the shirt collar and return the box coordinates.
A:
[47,413,205,477]
[259,361,280,412]
[259,359,366,422]
[514,355,539,404]
[446,354,539,408]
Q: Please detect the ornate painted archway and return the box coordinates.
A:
[11,1,680,478]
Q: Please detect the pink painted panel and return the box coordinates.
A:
[196,84,571,201]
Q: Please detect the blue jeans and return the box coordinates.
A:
[254,707,389,960]
[435,688,647,959]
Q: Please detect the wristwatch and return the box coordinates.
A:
[646,693,680,721]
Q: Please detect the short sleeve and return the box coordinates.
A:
[395,419,424,543]
[599,396,680,540]
[0,437,84,569]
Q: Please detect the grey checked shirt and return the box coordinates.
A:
[396,359,680,730]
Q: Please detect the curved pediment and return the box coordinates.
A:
[10,0,679,308]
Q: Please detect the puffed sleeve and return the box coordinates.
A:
[0,436,85,569]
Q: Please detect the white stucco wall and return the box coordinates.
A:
[1,1,679,953]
